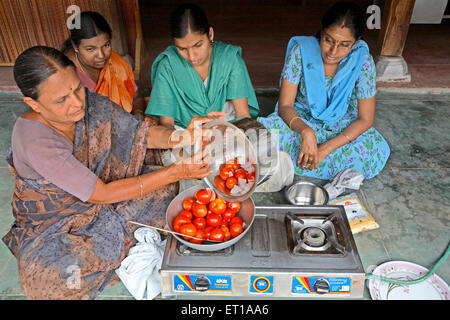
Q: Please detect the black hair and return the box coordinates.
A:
[170,3,210,38]
[317,1,365,40]
[61,11,112,53]
[14,46,75,100]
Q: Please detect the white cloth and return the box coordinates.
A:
[323,168,365,200]
[115,227,166,300]
[255,151,294,192]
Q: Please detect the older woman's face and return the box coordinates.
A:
[76,32,112,70]
[34,67,85,124]
[320,24,356,66]
[173,28,214,67]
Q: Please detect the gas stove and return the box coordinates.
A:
[160,205,365,298]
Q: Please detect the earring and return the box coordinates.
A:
[210,40,214,45]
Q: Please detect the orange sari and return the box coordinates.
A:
[95,51,136,113]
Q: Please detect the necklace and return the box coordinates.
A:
[75,51,88,75]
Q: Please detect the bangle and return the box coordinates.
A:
[137,175,143,197]
[342,133,352,143]
[289,116,301,130]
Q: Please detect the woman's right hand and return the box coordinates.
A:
[171,148,212,180]
[297,127,319,170]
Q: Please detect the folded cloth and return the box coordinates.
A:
[324,168,365,200]
[115,227,166,300]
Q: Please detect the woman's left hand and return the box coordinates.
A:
[170,111,225,147]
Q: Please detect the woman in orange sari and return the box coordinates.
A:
[62,11,147,120]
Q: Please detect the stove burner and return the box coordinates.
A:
[301,227,327,247]
[175,242,234,256]
[286,212,347,255]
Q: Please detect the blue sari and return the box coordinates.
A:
[258,36,390,179]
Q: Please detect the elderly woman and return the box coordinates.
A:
[62,11,147,120]
[258,2,390,179]
[145,3,259,129]
[2,46,221,299]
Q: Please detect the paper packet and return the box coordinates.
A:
[329,193,379,234]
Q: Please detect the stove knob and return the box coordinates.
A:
[313,279,330,294]
[194,276,211,291]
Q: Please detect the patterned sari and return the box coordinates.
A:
[2,90,178,299]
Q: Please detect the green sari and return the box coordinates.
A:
[145,41,259,128]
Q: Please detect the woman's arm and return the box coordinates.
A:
[231,97,251,119]
[88,149,212,204]
[278,79,319,170]
[317,96,375,162]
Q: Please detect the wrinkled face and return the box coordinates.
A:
[33,67,86,124]
[173,28,214,67]
[320,24,356,66]
[75,33,112,70]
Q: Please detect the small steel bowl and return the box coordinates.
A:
[284,181,329,205]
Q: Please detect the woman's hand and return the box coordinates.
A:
[298,127,319,170]
[170,147,212,180]
[170,111,225,148]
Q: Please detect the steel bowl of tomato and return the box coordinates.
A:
[166,184,255,251]
[201,120,260,202]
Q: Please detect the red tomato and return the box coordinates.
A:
[222,209,236,222]
[179,210,193,220]
[227,201,241,214]
[225,176,238,189]
[209,228,225,242]
[192,217,206,230]
[206,213,222,227]
[219,167,234,180]
[234,168,248,179]
[195,189,215,204]
[229,223,243,238]
[179,223,197,240]
[172,215,191,232]
[214,175,228,194]
[192,202,208,218]
[221,227,231,241]
[229,216,243,226]
[203,226,214,239]
[225,158,241,170]
[190,229,205,244]
[220,220,229,228]
[209,198,227,215]
[182,197,195,211]
[247,171,256,181]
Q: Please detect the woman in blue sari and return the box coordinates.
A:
[258,2,390,180]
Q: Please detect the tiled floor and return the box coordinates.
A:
[0,89,449,300]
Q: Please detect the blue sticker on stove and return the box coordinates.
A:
[250,276,273,294]
[292,277,351,294]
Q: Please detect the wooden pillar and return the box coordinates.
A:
[375,0,415,82]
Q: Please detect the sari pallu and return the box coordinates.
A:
[2,90,178,300]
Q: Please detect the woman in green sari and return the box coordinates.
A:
[145,3,259,129]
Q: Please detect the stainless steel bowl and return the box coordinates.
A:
[166,184,255,252]
[284,181,329,205]
[202,120,259,202]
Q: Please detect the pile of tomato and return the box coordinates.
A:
[172,188,245,244]
[213,158,256,195]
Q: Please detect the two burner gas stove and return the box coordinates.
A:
[160,205,366,298]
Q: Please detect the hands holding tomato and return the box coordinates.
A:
[173,188,245,244]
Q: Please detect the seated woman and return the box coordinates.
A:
[62,11,147,120]
[2,46,221,299]
[145,3,260,129]
[258,2,390,180]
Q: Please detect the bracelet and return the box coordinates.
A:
[289,116,301,130]
[137,175,143,197]
[342,133,352,143]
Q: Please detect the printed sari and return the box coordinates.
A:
[2,90,178,299]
